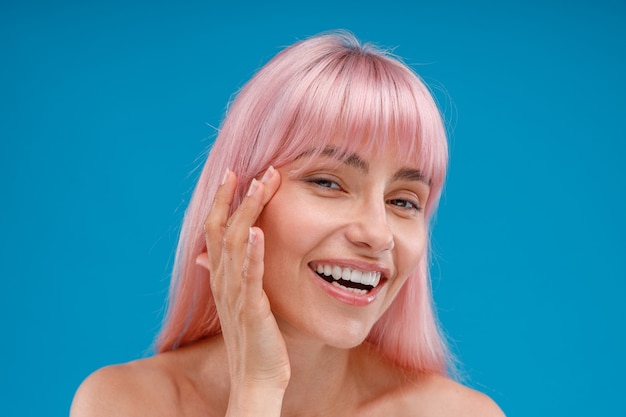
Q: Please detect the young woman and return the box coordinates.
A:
[71,31,504,416]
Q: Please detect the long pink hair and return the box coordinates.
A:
[156,31,451,374]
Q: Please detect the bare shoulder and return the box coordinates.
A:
[353,346,504,417]
[407,374,505,417]
[70,356,179,417]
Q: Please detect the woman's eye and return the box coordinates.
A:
[308,178,341,190]
[387,198,422,212]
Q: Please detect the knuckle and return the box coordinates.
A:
[241,260,250,282]
[204,216,218,234]
[221,235,235,253]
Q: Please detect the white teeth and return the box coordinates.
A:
[361,271,372,286]
[349,269,362,283]
[332,265,342,280]
[342,268,351,281]
[372,272,381,287]
[331,281,368,294]
[314,263,383,289]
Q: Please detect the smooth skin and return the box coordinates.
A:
[71,149,505,417]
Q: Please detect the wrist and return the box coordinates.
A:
[226,383,286,417]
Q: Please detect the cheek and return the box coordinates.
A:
[257,188,340,248]
[256,192,323,264]
[392,223,428,277]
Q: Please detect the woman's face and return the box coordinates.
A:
[256,142,430,348]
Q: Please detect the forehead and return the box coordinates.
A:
[315,134,421,168]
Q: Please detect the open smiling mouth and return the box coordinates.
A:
[311,263,383,295]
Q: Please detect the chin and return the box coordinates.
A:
[277,312,375,350]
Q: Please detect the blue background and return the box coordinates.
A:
[2,1,624,415]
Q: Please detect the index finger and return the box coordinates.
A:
[204,168,237,271]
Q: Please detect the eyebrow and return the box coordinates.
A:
[298,146,431,185]
[392,168,431,186]
[320,147,369,172]
[297,146,369,173]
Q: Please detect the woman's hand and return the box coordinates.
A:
[196,166,289,416]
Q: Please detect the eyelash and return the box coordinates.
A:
[306,177,423,213]
[386,198,423,213]
[308,177,341,190]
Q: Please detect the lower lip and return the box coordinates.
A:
[310,268,385,306]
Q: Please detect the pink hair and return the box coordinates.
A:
[156,31,451,374]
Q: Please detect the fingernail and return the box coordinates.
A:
[195,254,208,268]
[247,178,259,196]
[260,165,275,183]
[221,167,230,185]
[248,227,257,244]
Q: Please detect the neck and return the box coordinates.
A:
[276,321,360,417]
[193,325,366,417]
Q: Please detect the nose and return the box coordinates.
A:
[345,199,394,253]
